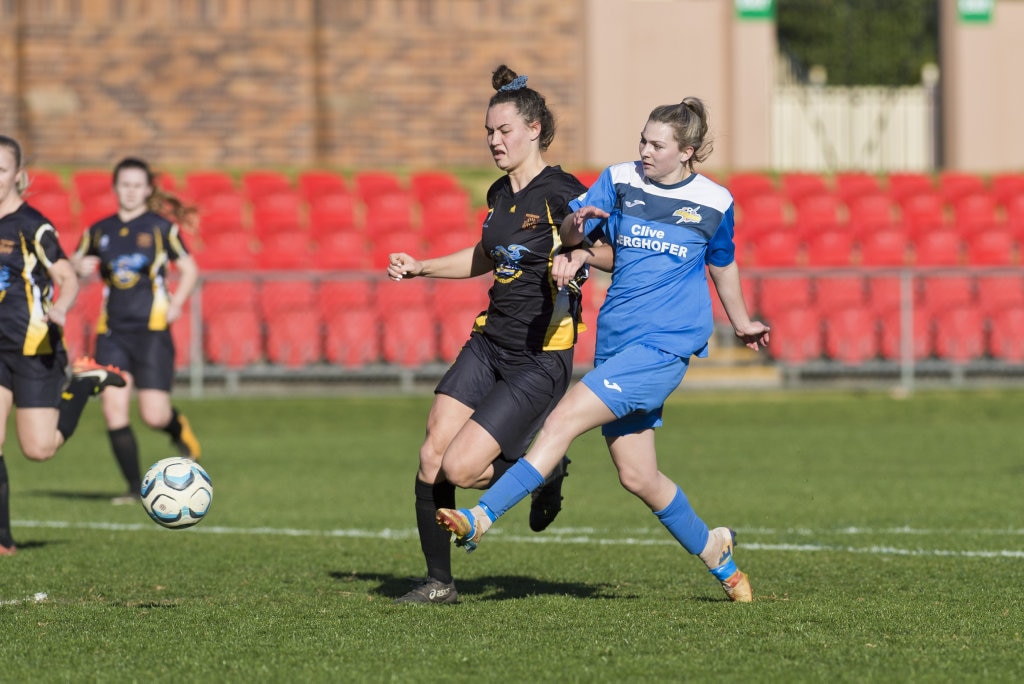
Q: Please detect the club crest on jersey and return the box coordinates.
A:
[137,232,153,248]
[110,253,148,289]
[521,213,541,230]
[673,206,701,224]
[0,238,14,255]
[490,244,530,283]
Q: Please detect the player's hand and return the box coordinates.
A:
[46,305,67,327]
[167,301,183,324]
[567,206,610,240]
[553,250,589,290]
[735,321,770,351]
[386,253,422,281]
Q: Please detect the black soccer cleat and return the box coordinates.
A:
[529,456,570,532]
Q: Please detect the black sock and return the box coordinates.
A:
[415,477,456,584]
[162,408,183,442]
[56,377,99,441]
[0,457,13,549]
[487,455,516,487]
[108,426,141,492]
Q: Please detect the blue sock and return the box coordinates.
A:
[653,485,709,555]
[478,459,545,521]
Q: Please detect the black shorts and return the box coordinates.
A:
[95,329,175,391]
[0,348,68,409]
[435,332,573,462]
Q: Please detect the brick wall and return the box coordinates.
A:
[2,0,587,171]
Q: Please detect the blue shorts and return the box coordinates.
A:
[581,343,689,438]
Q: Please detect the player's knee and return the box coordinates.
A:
[439,460,478,489]
[21,442,57,462]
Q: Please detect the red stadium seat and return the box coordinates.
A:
[991,173,1024,209]
[953,192,1001,240]
[727,172,777,207]
[259,279,316,319]
[79,194,119,230]
[765,306,823,364]
[795,194,845,239]
[204,308,263,367]
[423,230,481,259]
[354,171,404,203]
[29,190,77,237]
[409,170,462,204]
[420,189,473,239]
[911,230,963,267]
[738,192,790,226]
[298,170,349,203]
[571,169,602,188]
[813,275,865,310]
[431,278,491,317]
[241,170,293,203]
[857,228,909,267]
[710,275,757,325]
[369,231,425,269]
[964,229,1018,266]
[61,308,92,359]
[824,305,879,364]
[72,169,112,204]
[437,306,483,363]
[318,278,376,314]
[932,306,985,363]
[380,308,438,366]
[988,306,1024,363]
[184,171,237,204]
[866,275,915,315]
[255,230,313,270]
[918,274,974,314]
[834,172,882,205]
[886,172,934,205]
[251,192,305,237]
[748,230,803,268]
[938,171,986,207]
[312,232,371,271]
[194,231,257,271]
[901,192,948,238]
[323,308,380,368]
[782,172,830,206]
[846,193,897,237]
[878,307,932,361]
[200,279,259,318]
[975,274,1024,316]
[758,275,812,319]
[27,169,67,194]
[364,190,416,234]
[197,192,248,237]
[264,308,323,368]
[171,306,192,370]
[308,193,359,237]
[805,230,855,266]
[376,277,431,311]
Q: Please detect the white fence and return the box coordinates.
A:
[772,85,938,172]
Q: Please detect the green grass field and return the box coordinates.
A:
[2,389,1022,682]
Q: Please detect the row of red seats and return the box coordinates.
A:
[767,303,1024,365]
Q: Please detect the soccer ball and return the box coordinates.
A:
[140,457,213,529]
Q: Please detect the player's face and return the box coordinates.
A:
[485,102,540,173]
[0,147,21,207]
[639,120,694,185]
[114,167,153,214]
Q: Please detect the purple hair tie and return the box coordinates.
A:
[499,75,528,92]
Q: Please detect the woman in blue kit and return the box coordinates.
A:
[437,97,770,602]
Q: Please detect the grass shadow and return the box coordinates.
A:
[25,489,124,501]
[331,571,628,601]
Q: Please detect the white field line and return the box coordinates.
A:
[13,519,1024,559]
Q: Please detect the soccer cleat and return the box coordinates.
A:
[393,577,458,605]
[529,456,570,532]
[700,527,753,603]
[173,414,202,459]
[71,356,126,391]
[0,543,16,557]
[436,507,484,553]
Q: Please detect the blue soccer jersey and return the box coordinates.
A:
[570,161,736,360]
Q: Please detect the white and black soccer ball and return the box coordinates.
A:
[140,457,213,529]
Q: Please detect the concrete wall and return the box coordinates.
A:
[940,0,1024,172]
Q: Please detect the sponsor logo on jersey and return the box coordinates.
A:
[491,244,531,284]
[603,378,622,392]
[673,206,701,224]
[625,199,646,208]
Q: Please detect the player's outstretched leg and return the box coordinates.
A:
[436,505,493,553]
[699,527,753,602]
[529,456,570,532]
[71,356,126,392]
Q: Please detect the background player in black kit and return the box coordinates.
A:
[72,157,201,504]
[386,65,591,603]
[0,135,125,555]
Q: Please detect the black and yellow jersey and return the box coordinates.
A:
[476,165,588,352]
[76,210,191,333]
[0,202,67,355]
